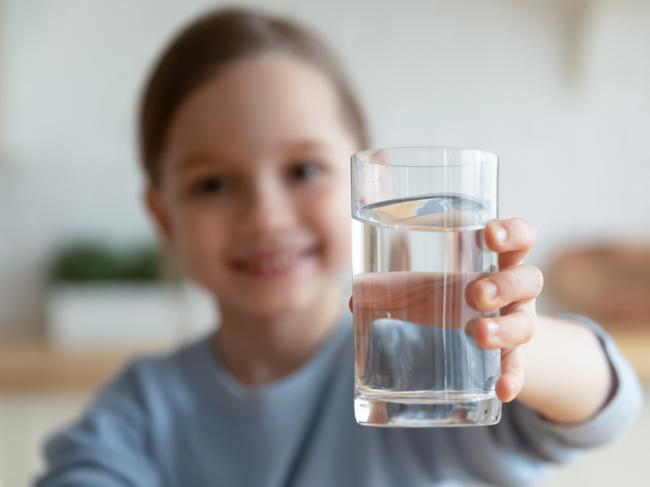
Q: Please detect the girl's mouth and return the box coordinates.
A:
[229,246,318,276]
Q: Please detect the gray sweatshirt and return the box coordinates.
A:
[37,314,643,486]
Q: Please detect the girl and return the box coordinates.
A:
[38,7,642,486]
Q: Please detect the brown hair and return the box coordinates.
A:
[139,7,369,186]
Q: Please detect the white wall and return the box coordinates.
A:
[1,0,649,331]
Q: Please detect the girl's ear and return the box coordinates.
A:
[145,187,174,247]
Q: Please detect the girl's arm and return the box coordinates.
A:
[518,314,613,423]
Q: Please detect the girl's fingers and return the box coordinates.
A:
[466,309,535,349]
[496,346,526,402]
[484,219,537,268]
[468,264,544,311]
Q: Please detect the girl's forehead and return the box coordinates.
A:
[164,54,350,159]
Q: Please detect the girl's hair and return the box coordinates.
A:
[139,7,369,186]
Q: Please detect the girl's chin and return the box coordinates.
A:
[231,292,318,319]
[215,279,340,319]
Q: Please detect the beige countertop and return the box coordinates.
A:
[1,328,648,392]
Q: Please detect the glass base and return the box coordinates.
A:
[354,391,501,427]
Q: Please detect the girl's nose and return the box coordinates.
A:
[239,177,297,237]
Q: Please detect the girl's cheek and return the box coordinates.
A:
[320,189,352,262]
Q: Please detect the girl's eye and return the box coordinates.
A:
[288,161,324,182]
[190,176,226,195]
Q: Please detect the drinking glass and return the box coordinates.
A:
[351,146,500,427]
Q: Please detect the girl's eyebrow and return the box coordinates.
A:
[283,139,329,153]
[176,154,226,173]
[176,141,329,173]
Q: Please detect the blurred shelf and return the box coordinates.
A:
[0,334,169,392]
[0,327,648,393]
[609,328,650,383]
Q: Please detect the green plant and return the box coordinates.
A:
[50,241,164,282]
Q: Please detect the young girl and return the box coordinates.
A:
[38,7,642,486]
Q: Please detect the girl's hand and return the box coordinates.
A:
[352,219,622,423]
[350,218,543,404]
[465,218,544,402]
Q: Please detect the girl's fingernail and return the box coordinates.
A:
[486,320,500,336]
[494,224,507,242]
[481,281,498,302]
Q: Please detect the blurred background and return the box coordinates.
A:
[1,0,649,485]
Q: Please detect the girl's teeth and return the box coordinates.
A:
[255,254,298,273]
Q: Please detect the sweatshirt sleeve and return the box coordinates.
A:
[35,360,162,487]
[409,315,644,486]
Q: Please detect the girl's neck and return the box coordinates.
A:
[213,285,344,386]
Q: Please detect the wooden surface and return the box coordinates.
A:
[0,335,162,392]
[609,328,650,382]
[0,329,649,392]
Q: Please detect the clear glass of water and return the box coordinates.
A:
[351,146,500,427]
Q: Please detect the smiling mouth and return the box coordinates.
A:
[229,247,318,276]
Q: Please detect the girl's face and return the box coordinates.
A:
[148,54,358,319]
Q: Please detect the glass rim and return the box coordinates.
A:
[352,145,498,168]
